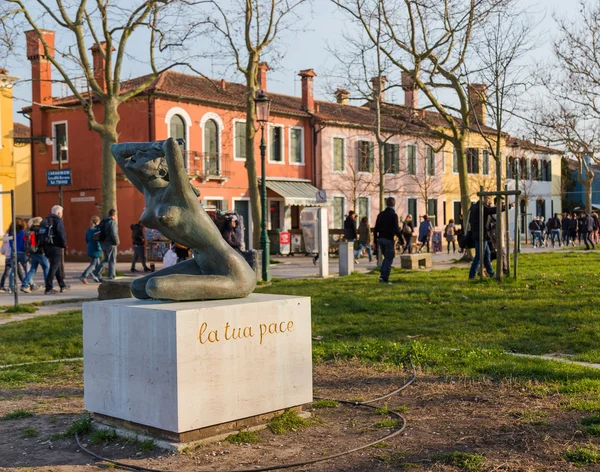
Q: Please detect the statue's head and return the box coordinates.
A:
[125,142,170,182]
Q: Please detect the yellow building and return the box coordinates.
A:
[0,68,32,231]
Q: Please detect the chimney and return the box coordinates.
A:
[220,78,226,91]
[401,71,418,109]
[26,29,55,107]
[257,62,270,91]
[298,69,317,113]
[371,76,387,102]
[468,83,487,126]
[90,42,114,92]
[334,88,349,105]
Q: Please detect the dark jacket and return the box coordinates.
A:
[584,214,595,232]
[469,202,499,239]
[344,216,357,240]
[85,227,102,258]
[357,221,371,245]
[561,217,570,231]
[221,223,243,253]
[45,213,67,248]
[374,207,400,241]
[101,217,120,246]
[529,220,541,232]
[131,223,145,245]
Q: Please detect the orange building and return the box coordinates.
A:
[24,31,322,257]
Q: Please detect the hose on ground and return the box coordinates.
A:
[75,356,417,472]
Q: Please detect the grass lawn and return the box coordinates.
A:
[2,251,600,408]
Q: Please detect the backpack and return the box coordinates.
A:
[37,218,55,247]
[445,224,454,237]
[23,230,42,254]
[95,218,108,242]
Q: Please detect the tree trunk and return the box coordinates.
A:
[585,172,594,214]
[100,105,120,216]
[456,141,473,261]
[495,150,503,281]
[244,59,261,249]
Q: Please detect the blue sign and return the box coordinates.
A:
[47,169,72,186]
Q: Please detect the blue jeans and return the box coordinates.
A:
[9,252,28,289]
[22,253,49,288]
[82,257,101,278]
[95,243,117,279]
[355,243,373,262]
[551,229,561,246]
[532,231,543,247]
[378,238,395,282]
[469,240,495,279]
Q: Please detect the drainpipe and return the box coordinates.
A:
[18,110,34,215]
[147,95,154,141]
[310,116,326,188]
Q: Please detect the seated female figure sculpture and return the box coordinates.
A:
[111,138,256,301]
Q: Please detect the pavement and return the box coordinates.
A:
[0,241,586,324]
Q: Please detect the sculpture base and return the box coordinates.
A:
[83,294,312,436]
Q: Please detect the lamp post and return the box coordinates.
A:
[45,136,68,207]
[255,89,271,282]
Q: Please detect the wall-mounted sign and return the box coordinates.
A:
[47,169,72,186]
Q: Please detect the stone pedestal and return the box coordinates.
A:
[338,241,354,276]
[400,253,432,269]
[83,294,312,441]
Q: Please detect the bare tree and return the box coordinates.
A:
[470,2,536,279]
[332,0,508,259]
[203,0,310,247]
[1,0,195,215]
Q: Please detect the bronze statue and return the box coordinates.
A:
[111,138,256,301]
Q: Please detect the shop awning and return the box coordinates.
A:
[265,180,329,207]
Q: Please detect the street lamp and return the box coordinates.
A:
[255,89,271,282]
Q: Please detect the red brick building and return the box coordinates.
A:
[25,31,322,257]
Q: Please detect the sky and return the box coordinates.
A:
[3,0,577,126]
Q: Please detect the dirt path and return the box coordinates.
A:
[0,361,596,471]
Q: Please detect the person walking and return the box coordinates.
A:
[577,213,585,246]
[582,212,596,250]
[21,217,49,293]
[561,213,571,247]
[8,218,28,292]
[130,221,151,272]
[42,205,68,295]
[401,215,414,254]
[444,219,457,254]
[220,216,244,255]
[344,211,358,263]
[529,217,542,248]
[418,215,433,253]
[94,209,119,281]
[548,213,562,248]
[569,213,578,246]
[80,216,102,284]
[355,216,373,263]
[468,197,499,279]
[374,197,400,284]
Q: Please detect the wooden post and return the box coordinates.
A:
[513,175,519,279]
[479,186,484,279]
[504,184,510,276]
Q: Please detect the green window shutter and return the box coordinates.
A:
[368,142,375,172]
[236,122,247,159]
[393,144,399,174]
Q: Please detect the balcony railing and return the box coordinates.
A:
[185,151,231,182]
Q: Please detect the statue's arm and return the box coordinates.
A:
[111,142,157,193]
[162,138,189,194]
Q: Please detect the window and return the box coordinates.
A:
[408,198,418,223]
[427,199,438,227]
[204,119,219,174]
[519,157,529,180]
[466,148,479,174]
[542,160,551,181]
[453,201,462,224]
[426,145,436,176]
[234,121,247,160]
[506,157,513,179]
[358,197,369,223]
[170,115,186,142]
[52,122,68,163]
[333,197,345,229]
[290,127,303,164]
[269,125,283,162]
[384,143,399,174]
[407,144,417,175]
[536,198,546,218]
[357,141,374,172]
[333,137,345,172]
[482,150,490,176]
[203,199,228,211]
[452,147,458,173]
